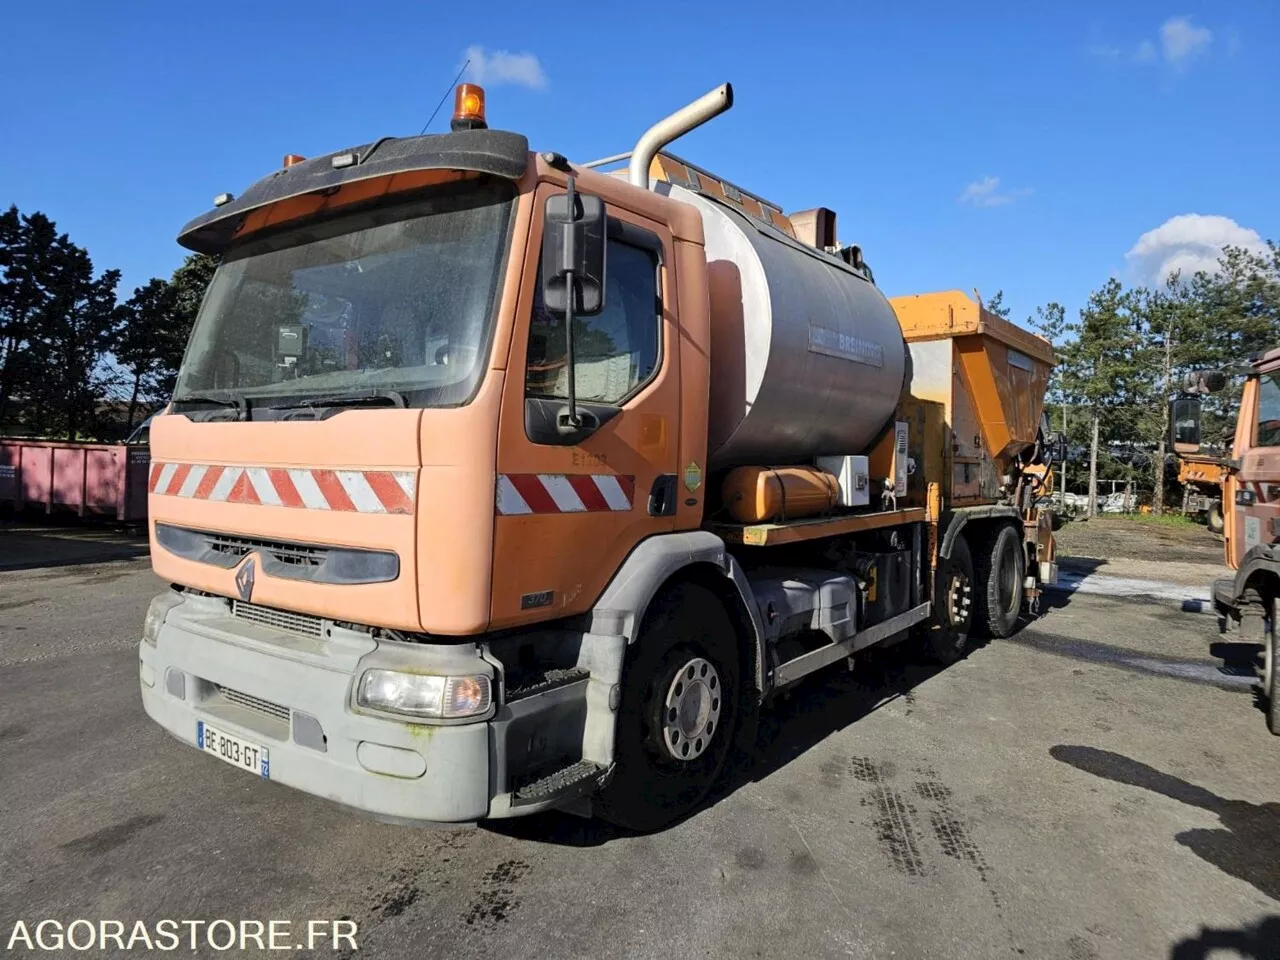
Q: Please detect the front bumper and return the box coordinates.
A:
[139,593,595,824]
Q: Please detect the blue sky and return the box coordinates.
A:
[4,1,1277,327]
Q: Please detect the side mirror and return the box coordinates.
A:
[1048,432,1068,463]
[1181,369,1227,395]
[540,189,606,317]
[1170,395,1202,453]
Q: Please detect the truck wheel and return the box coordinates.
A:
[597,583,741,832]
[926,535,974,664]
[975,524,1026,638]
[1207,500,1225,535]
[1267,600,1280,736]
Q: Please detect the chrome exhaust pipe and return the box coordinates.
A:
[627,83,734,189]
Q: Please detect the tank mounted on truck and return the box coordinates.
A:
[139,81,1058,831]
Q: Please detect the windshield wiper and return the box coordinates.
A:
[173,394,252,420]
[265,389,408,412]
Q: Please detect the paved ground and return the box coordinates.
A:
[2,518,1279,959]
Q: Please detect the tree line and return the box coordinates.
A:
[0,204,215,440]
[1016,241,1280,516]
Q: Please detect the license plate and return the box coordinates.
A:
[197,720,269,779]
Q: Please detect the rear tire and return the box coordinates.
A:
[925,535,975,664]
[1207,500,1225,535]
[596,583,742,832]
[974,523,1026,638]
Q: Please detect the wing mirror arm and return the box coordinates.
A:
[539,175,607,441]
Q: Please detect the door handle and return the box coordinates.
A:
[648,475,678,517]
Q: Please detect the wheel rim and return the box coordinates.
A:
[660,657,722,761]
[946,571,973,634]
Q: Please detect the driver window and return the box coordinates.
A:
[526,237,660,404]
[1256,374,1280,446]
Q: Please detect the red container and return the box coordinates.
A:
[0,439,150,522]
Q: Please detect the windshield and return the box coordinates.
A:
[173,178,515,412]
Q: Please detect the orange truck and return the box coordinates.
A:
[1180,354,1280,734]
[139,83,1057,830]
[1177,453,1227,533]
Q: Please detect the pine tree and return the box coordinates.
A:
[116,278,178,430]
[1063,280,1144,517]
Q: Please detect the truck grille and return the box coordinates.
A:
[209,533,324,568]
[232,600,323,638]
[214,684,291,724]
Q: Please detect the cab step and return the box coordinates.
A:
[506,667,590,702]
[511,760,606,806]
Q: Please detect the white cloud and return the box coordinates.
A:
[1125,214,1267,284]
[462,45,547,89]
[1090,16,1218,68]
[1159,17,1212,64]
[957,176,1032,208]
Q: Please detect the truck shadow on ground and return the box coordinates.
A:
[1209,640,1268,715]
[1050,744,1280,904]
[0,514,148,571]
[488,641,951,847]
[1037,556,1108,615]
[1167,915,1280,960]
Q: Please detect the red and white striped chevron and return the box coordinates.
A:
[148,462,415,515]
[496,473,635,515]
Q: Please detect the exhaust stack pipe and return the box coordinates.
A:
[628,83,734,189]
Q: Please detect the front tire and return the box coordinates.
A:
[1207,500,1225,535]
[925,535,975,664]
[975,523,1026,638]
[596,583,741,832]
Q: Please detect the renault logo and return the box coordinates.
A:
[235,558,257,602]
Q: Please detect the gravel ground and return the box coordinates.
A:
[1,521,1276,959]
[1055,516,1224,567]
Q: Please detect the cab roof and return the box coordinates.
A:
[177,129,528,255]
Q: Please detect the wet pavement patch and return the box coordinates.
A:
[59,813,165,857]
[1012,631,1257,691]
[463,859,530,927]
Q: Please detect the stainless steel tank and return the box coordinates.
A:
[662,184,906,471]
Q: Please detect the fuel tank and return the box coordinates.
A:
[722,465,840,524]
[663,184,906,471]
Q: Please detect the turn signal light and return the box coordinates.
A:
[451,84,487,131]
[282,154,306,167]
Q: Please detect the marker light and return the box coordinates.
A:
[451,84,487,131]
[282,154,306,167]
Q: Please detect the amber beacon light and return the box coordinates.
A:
[451,84,487,131]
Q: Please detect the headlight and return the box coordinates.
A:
[356,670,492,719]
[143,591,184,647]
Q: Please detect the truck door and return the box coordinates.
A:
[491,189,680,628]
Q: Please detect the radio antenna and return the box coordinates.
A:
[420,59,471,135]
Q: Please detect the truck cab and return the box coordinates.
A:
[1184,351,1280,733]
